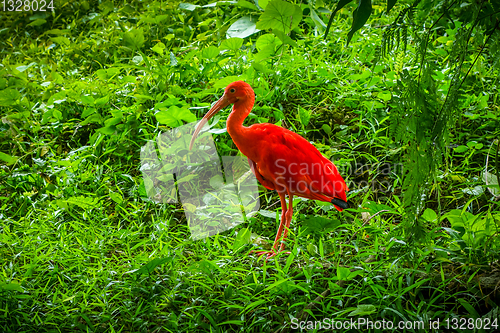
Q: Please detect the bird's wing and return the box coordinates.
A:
[247,157,275,190]
[247,124,347,204]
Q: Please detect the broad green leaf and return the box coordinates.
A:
[64,196,99,209]
[95,69,107,81]
[444,209,473,230]
[213,76,244,89]
[50,36,71,46]
[484,171,500,196]
[209,127,227,134]
[27,19,46,27]
[98,125,116,135]
[189,260,222,276]
[252,61,273,73]
[140,15,156,24]
[53,109,63,120]
[256,33,280,51]
[310,7,327,30]
[178,108,196,122]
[272,29,297,47]
[237,0,258,10]
[298,106,310,126]
[321,124,331,134]
[0,152,17,165]
[154,15,169,23]
[220,38,244,51]
[233,228,251,250]
[348,304,376,316]
[0,88,21,106]
[256,0,302,34]
[152,42,166,55]
[454,145,468,153]
[436,36,451,43]
[132,55,143,65]
[202,46,220,59]
[346,0,372,46]
[48,91,67,105]
[170,52,178,66]
[95,95,109,106]
[378,91,391,101]
[179,3,199,11]
[259,210,277,219]
[258,0,269,9]
[301,214,340,235]
[0,283,23,292]
[141,14,169,24]
[467,141,478,148]
[81,107,96,118]
[99,0,113,14]
[44,29,69,35]
[104,114,122,127]
[421,208,437,223]
[155,96,188,109]
[337,266,351,280]
[80,95,95,105]
[16,62,36,72]
[123,28,144,49]
[209,175,224,188]
[41,110,53,124]
[109,192,123,204]
[307,243,318,255]
[479,93,489,108]
[156,106,196,127]
[81,114,102,125]
[226,16,260,39]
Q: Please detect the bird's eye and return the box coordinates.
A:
[230,88,236,93]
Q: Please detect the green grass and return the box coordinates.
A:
[1,0,500,332]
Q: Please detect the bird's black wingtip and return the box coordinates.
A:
[331,198,348,209]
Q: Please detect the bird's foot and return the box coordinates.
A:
[250,250,291,261]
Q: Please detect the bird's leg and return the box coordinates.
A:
[271,192,288,252]
[279,194,294,252]
[252,192,291,260]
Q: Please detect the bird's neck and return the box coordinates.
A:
[226,96,257,159]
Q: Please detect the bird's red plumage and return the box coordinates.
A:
[191,80,348,259]
[235,123,348,211]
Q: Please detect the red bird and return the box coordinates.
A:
[190,81,348,259]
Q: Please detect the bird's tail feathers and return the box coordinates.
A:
[331,197,348,210]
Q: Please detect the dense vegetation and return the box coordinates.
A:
[1,0,499,331]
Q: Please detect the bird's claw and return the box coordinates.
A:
[250,250,291,261]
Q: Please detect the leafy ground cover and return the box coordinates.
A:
[1,0,500,332]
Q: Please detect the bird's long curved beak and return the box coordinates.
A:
[189,94,231,150]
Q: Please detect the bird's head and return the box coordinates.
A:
[189,81,254,150]
[223,81,254,104]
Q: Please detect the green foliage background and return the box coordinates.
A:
[1,0,500,331]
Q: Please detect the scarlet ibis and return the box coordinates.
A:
[190,81,348,259]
